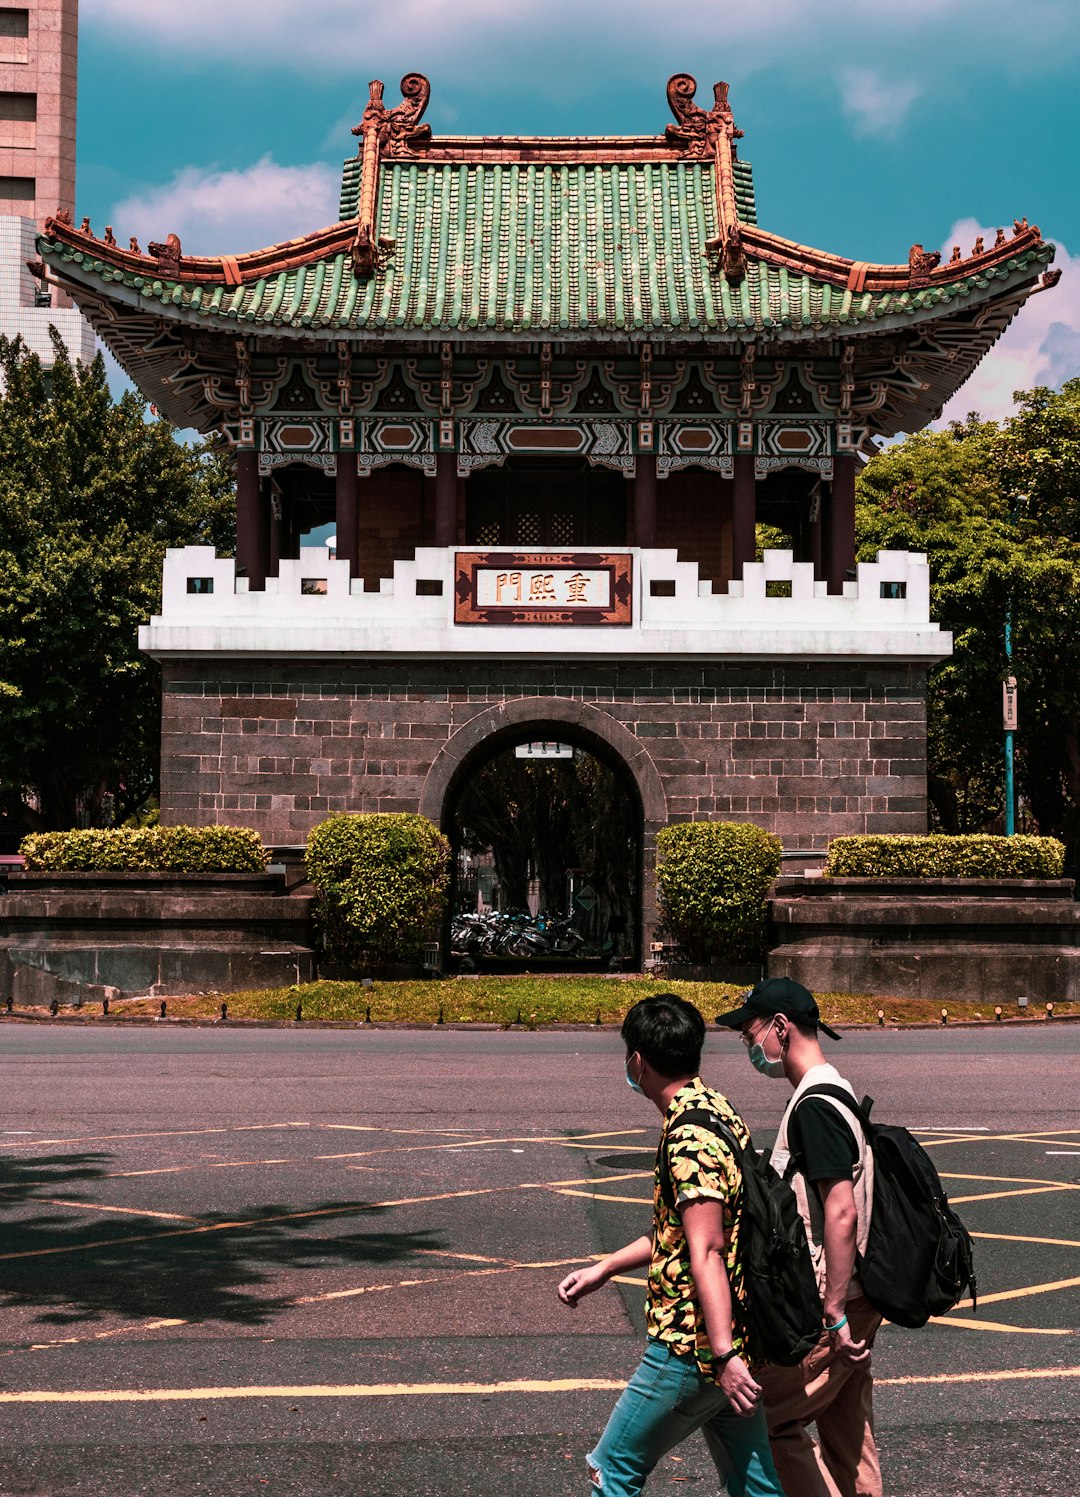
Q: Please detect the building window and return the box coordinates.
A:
[415,579,443,596]
[0,91,36,148]
[301,578,328,595]
[766,579,793,598]
[880,581,907,600]
[186,577,214,595]
[649,579,676,597]
[0,9,29,65]
[0,174,34,203]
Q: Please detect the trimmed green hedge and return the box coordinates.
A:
[656,821,782,963]
[18,826,267,873]
[305,812,451,965]
[823,834,1066,879]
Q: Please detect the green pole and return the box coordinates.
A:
[1004,614,1015,837]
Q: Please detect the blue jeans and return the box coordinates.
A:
[587,1339,786,1497]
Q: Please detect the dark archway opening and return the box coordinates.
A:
[466,457,629,547]
[443,725,642,970]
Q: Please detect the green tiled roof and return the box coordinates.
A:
[40,160,1052,338]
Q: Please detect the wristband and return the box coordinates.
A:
[714,1347,739,1367]
[824,1314,848,1333]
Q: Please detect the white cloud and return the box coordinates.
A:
[81,0,1080,93]
[937,218,1079,424]
[838,69,919,136]
[110,156,341,259]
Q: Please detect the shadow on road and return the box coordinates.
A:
[0,1153,445,1328]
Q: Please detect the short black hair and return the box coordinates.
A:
[622,994,705,1078]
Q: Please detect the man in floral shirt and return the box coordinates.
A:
[558,994,786,1497]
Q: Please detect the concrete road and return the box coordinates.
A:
[0,1022,1077,1496]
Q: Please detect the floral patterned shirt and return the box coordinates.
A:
[645,1077,755,1378]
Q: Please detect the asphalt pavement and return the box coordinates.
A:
[0,1021,1077,1496]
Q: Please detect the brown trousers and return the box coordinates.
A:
[757,1292,883,1497]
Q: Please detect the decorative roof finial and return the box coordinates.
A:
[351,72,432,159]
[665,74,742,159]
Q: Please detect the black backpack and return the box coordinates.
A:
[792,1085,978,1329]
[658,1106,823,1367]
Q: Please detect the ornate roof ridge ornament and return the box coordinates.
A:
[666,74,747,284]
[350,74,431,279]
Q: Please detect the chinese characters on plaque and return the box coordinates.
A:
[454,552,633,626]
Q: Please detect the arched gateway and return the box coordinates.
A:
[36,71,1056,957]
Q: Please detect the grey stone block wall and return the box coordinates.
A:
[160,660,931,911]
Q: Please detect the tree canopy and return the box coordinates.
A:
[856,379,1080,856]
[0,332,235,838]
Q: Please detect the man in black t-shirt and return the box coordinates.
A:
[717,977,882,1497]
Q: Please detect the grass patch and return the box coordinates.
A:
[37,977,1080,1028]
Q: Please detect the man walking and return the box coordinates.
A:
[716,977,881,1497]
[557,994,786,1497]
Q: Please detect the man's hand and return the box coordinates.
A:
[557,1262,608,1308]
[717,1354,762,1417]
[828,1319,872,1367]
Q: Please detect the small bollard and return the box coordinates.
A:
[364,1004,371,1023]
[159,1000,167,1019]
[102,996,109,1016]
[50,998,59,1017]
[437,1005,445,1025]
[1017,995,1029,1012]
[5,994,12,1014]
[1046,1002,1054,1020]
[514,1007,523,1025]
[595,1007,601,1026]
[994,1005,1002,1022]
[877,1008,885,1027]
[295,1001,303,1022]
[940,1007,948,1026]
[220,1000,228,1022]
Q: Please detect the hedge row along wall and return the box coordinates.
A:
[823,833,1065,879]
[18,826,267,873]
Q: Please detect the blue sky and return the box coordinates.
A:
[76,0,1080,423]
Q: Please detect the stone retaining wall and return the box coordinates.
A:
[768,876,1080,1002]
[0,871,315,1004]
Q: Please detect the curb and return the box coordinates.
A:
[1,1013,1078,1032]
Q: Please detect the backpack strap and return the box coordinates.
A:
[657,1106,746,1213]
[786,1084,874,1179]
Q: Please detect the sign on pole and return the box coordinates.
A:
[1003,677,1018,731]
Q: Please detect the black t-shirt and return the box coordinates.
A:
[788,1098,859,1183]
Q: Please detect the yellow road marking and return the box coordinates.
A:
[952,1275,1080,1311]
[5,1367,1078,1403]
[950,1186,1077,1205]
[971,1231,1080,1250]
[27,1198,198,1223]
[0,1123,310,1150]
[942,1172,1080,1189]
[551,1188,651,1206]
[876,1366,1080,1388]
[0,1377,630,1404]
[927,1316,1069,1336]
[923,1129,1080,1150]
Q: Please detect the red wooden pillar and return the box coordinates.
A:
[235,449,268,591]
[633,452,657,548]
[730,453,757,585]
[335,454,359,578]
[434,451,458,547]
[828,453,857,594]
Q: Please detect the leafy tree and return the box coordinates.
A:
[856,389,1080,856]
[453,748,637,926]
[0,332,235,836]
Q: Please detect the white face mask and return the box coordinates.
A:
[747,1019,786,1079]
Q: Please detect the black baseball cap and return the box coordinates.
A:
[715,977,841,1042]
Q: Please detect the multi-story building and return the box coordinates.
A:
[1,0,94,363]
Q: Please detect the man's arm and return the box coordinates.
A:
[681,1197,761,1417]
[817,1177,871,1367]
[557,1234,651,1307]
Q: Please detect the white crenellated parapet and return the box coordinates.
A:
[141,546,951,662]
